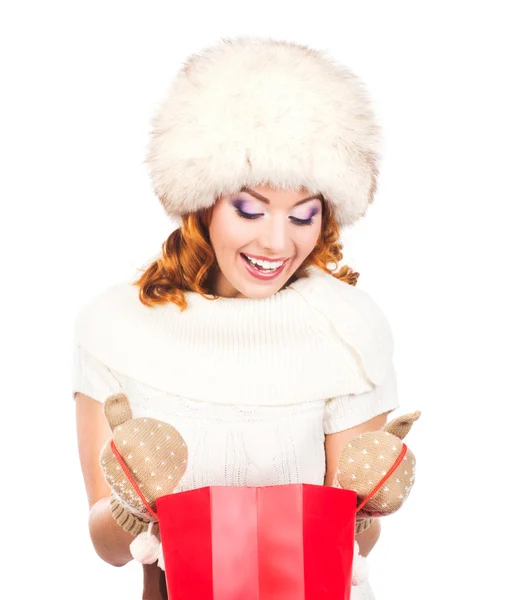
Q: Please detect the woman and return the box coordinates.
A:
[74,37,400,599]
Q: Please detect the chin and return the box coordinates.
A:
[225,256,301,298]
[236,281,283,299]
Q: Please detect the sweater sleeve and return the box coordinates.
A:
[323,361,399,434]
[71,343,123,403]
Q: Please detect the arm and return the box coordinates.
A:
[324,411,390,557]
[75,391,135,567]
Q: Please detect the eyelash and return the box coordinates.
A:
[234,208,315,226]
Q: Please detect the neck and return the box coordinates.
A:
[209,267,303,299]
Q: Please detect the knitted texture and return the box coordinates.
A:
[110,496,158,536]
[73,346,400,495]
[100,394,188,528]
[73,266,394,406]
[384,411,420,440]
[105,393,133,429]
[73,267,402,504]
[335,411,420,516]
[355,518,374,535]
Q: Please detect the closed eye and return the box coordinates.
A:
[289,216,315,226]
[236,208,315,226]
[235,207,263,220]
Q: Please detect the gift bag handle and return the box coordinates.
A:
[111,440,408,518]
[356,443,408,513]
[110,440,159,520]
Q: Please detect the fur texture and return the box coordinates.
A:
[146,37,382,227]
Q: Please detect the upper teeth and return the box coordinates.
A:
[245,255,284,269]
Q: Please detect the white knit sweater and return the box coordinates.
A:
[72,266,399,491]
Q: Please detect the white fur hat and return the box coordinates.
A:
[146,37,382,227]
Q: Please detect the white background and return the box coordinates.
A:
[1,1,526,598]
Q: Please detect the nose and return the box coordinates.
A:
[259,214,288,255]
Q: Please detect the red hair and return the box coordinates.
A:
[133,199,359,311]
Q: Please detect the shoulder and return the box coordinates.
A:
[73,280,156,363]
[295,268,393,338]
[74,281,141,331]
[318,271,393,339]
[292,269,394,385]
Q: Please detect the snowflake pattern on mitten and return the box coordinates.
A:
[100,393,188,520]
[334,411,420,517]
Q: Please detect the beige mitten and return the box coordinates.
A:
[99,393,188,536]
[335,411,420,518]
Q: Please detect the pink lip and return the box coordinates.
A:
[240,253,289,281]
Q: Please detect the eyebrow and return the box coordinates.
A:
[240,187,323,207]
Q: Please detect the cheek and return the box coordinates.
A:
[295,224,322,258]
[209,207,249,256]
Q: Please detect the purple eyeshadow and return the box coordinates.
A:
[232,198,261,215]
[232,197,320,221]
[295,207,320,220]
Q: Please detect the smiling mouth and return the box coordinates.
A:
[240,253,288,273]
[239,253,292,282]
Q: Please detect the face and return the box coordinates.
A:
[208,185,323,298]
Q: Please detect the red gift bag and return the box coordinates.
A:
[156,484,357,600]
